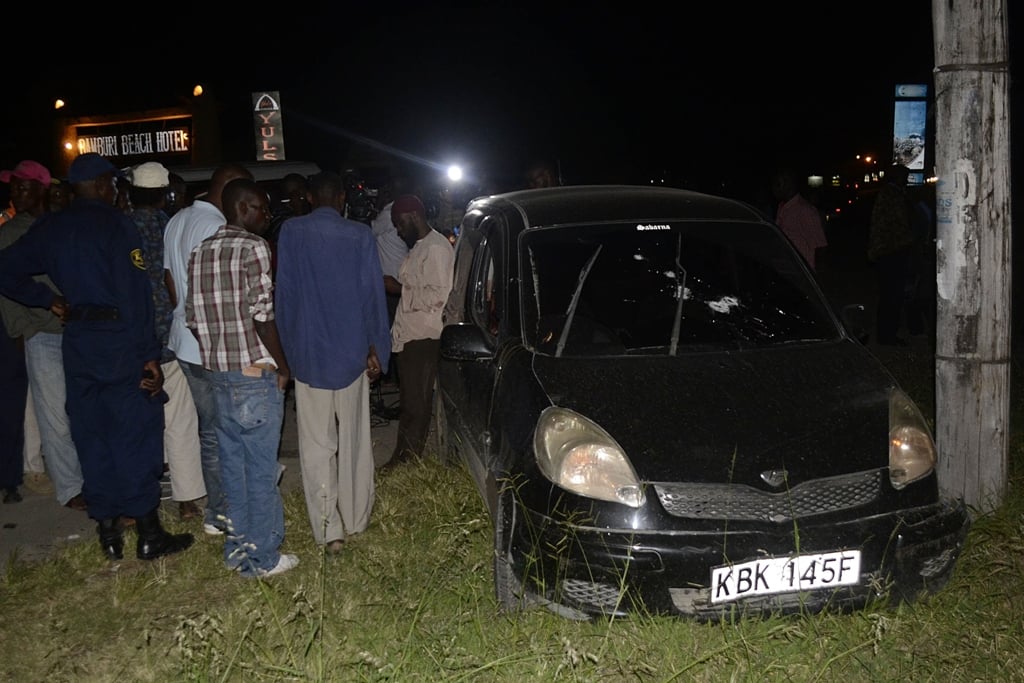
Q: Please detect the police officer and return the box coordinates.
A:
[0,152,193,562]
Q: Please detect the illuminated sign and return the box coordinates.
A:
[74,118,191,163]
[252,91,286,161]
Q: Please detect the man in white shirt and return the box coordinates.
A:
[382,195,454,468]
[370,175,412,326]
[163,162,253,534]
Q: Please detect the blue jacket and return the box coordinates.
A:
[275,206,391,389]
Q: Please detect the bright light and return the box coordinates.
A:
[446,165,463,183]
[63,142,73,151]
[54,99,65,110]
[193,84,204,97]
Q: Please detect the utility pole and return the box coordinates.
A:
[931,1,1012,514]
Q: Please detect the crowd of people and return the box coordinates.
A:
[0,150,522,576]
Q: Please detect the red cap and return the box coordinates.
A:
[391,194,426,220]
[0,160,52,186]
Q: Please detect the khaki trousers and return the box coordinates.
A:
[163,358,205,502]
[295,374,374,545]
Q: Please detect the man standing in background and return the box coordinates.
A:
[770,166,828,272]
[383,195,454,468]
[128,161,205,522]
[0,160,85,510]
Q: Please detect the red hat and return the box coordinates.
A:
[0,160,52,186]
[391,194,426,220]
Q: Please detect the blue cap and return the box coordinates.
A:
[67,153,123,184]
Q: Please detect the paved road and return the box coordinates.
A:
[0,385,400,568]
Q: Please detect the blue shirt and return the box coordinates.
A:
[275,206,391,389]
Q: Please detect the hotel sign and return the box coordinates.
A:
[74,117,192,164]
[252,91,286,161]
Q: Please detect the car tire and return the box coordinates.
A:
[429,389,455,466]
[493,489,535,613]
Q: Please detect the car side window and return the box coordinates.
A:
[469,218,504,339]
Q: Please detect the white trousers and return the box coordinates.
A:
[295,374,374,545]
[162,358,205,502]
[23,387,43,472]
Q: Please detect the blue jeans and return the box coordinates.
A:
[178,360,226,528]
[210,368,285,576]
[25,332,84,505]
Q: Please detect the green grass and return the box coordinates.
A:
[2,346,1022,682]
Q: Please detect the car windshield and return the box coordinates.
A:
[521,220,840,356]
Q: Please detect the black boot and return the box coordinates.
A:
[97,518,124,560]
[135,508,194,560]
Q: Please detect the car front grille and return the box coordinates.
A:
[654,468,883,522]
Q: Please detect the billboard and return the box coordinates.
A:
[893,84,927,178]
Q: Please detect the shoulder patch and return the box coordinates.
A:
[130,248,146,270]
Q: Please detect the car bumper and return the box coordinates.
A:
[510,497,971,620]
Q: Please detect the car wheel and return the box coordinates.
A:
[493,489,536,612]
[429,389,455,466]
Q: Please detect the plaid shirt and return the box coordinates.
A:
[185,224,276,371]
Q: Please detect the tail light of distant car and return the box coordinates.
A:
[533,406,646,508]
[888,388,937,489]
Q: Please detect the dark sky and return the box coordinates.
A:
[2,1,1016,195]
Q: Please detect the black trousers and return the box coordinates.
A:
[62,323,164,519]
[0,325,27,491]
[874,248,912,343]
[391,338,440,462]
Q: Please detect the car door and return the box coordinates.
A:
[438,213,508,479]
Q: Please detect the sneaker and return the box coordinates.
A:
[3,487,23,504]
[22,471,55,496]
[203,522,226,536]
[259,553,299,577]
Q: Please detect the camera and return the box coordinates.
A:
[343,170,378,225]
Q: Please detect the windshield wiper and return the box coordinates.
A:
[556,244,603,357]
[670,234,686,356]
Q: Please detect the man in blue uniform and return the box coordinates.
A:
[0,152,193,562]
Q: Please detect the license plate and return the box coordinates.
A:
[710,550,861,604]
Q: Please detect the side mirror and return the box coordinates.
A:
[440,323,495,361]
[841,304,871,345]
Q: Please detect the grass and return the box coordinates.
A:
[2,343,1023,682]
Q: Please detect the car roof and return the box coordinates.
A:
[167,160,322,184]
[466,185,767,227]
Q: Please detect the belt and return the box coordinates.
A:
[65,306,120,322]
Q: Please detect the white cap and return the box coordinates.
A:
[131,162,170,189]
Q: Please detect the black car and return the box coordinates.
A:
[435,185,970,621]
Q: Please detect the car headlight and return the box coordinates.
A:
[888,388,936,489]
[533,406,646,507]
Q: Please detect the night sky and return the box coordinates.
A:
[1,1,1017,198]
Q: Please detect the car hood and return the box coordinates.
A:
[530,341,897,487]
